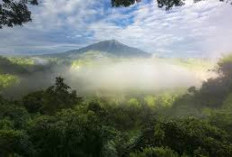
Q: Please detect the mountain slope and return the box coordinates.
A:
[42,40,151,58]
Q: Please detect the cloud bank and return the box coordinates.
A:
[65,58,216,94]
[0,0,232,57]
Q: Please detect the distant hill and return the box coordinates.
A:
[41,40,151,58]
[0,56,27,74]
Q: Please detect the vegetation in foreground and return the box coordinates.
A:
[0,55,232,157]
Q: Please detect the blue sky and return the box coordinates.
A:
[0,0,232,58]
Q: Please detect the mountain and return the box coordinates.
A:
[42,40,151,58]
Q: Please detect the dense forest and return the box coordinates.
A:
[0,54,232,157]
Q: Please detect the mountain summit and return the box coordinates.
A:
[44,40,150,58]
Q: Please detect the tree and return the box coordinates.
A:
[22,91,45,113]
[112,0,184,10]
[0,0,38,28]
[129,147,179,157]
[0,129,34,156]
[28,109,111,157]
[127,118,232,157]
[111,0,230,10]
[0,98,29,129]
[112,0,142,7]
[0,119,34,156]
[22,77,82,114]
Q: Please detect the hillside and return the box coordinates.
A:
[41,40,151,58]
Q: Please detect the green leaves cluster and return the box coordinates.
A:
[129,118,232,157]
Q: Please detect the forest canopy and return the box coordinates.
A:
[1,55,232,156]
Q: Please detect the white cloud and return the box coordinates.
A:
[0,0,232,57]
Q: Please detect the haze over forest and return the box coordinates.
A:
[0,39,218,98]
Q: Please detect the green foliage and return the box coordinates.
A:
[0,0,38,28]
[0,56,22,74]
[218,54,232,77]
[22,91,44,113]
[0,100,29,129]
[144,95,157,107]
[169,54,232,118]
[23,77,82,114]
[222,92,232,109]
[8,57,34,66]
[111,0,184,10]
[1,54,232,157]
[129,147,179,157]
[208,110,232,136]
[71,58,95,70]
[131,118,232,157]
[0,119,14,130]
[0,129,34,157]
[0,74,19,90]
[172,58,215,71]
[28,109,110,157]
[127,98,140,108]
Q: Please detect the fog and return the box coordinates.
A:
[65,58,217,94]
[1,57,217,98]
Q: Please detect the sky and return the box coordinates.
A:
[0,0,232,58]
